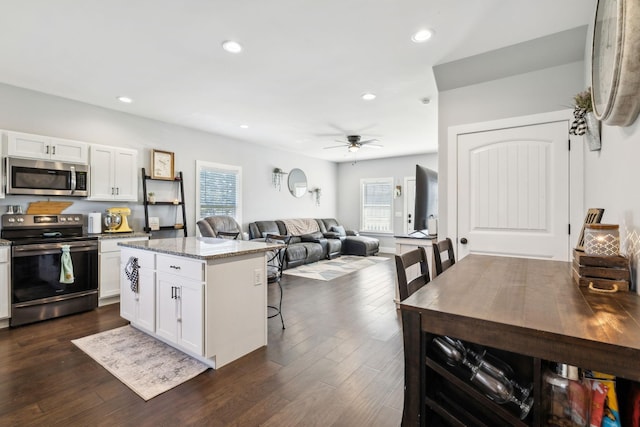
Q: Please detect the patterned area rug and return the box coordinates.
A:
[282,255,388,281]
[72,325,209,401]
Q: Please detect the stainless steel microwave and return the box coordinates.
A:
[6,157,89,197]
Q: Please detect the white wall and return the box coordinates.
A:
[0,83,337,236]
[583,96,640,290]
[337,153,438,252]
[437,60,586,239]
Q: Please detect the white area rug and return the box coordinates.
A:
[283,255,388,281]
[72,325,209,401]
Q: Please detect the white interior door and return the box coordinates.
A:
[457,120,570,261]
[404,177,416,234]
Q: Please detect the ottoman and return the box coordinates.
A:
[343,236,379,256]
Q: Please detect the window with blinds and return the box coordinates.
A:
[360,177,394,233]
[196,161,242,223]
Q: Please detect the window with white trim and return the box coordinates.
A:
[196,161,242,224]
[360,177,394,233]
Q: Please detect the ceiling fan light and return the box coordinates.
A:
[412,29,433,43]
[348,144,360,153]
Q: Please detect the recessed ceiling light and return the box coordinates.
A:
[239,124,249,129]
[117,96,133,104]
[361,93,377,101]
[222,40,243,53]
[412,29,433,43]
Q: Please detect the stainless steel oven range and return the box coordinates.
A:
[1,214,98,327]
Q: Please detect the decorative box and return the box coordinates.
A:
[573,249,630,292]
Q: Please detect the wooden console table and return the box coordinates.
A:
[399,254,640,426]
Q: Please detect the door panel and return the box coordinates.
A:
[458,121,569,260]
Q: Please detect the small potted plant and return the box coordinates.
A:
[148,192,156,204]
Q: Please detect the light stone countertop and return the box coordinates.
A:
[118,236,283,260]
[0,239,11,246]
[94,232,151,240]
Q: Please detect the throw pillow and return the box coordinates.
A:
[330,225,346,236]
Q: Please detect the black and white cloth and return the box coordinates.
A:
[124,256,139,293]
[569,106,587,136]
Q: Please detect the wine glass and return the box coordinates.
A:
[432,336,534,419]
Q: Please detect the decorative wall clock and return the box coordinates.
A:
[591,0,640,126]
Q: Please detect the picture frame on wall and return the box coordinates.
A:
[151,149,175,180]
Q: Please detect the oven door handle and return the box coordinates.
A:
[12,242,97,256]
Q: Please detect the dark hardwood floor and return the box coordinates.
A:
[0,255,403,426]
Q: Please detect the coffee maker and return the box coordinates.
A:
[104,207,133,233]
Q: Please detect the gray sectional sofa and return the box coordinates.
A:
[247,218,379,269]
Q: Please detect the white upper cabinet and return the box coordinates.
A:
[7,131,88,164]
[88,144,138,201]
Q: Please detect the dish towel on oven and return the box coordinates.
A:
[125,256,139,293]
[59,245,75,284]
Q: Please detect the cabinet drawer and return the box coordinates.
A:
[157,254,204,282]
[120,248,155,269]
[101,237,148,253]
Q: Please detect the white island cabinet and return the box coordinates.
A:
[119,237,283,369]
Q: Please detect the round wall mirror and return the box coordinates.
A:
[288,168,308,198]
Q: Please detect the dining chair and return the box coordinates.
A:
[432,238,456,278]
[395,247,431,301]
[265,233,291,329]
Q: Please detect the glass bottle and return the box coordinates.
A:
[543,364,590,427]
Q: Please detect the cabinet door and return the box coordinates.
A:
[113,148,138,201]
[136,268,155,333]
[88,145,115,200]
[49,138,88,163]
[156,276,179,344]
[0,248,9,320]
[178,280,204,355]
[7,131,50,160]
[156,274,204,355]
[99,251,121,299]
[120,262,137,322]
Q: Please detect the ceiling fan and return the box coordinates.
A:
[324,135,382,153]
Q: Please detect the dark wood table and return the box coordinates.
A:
[399,254,640,426]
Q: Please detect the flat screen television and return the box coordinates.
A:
[413,164,438,236]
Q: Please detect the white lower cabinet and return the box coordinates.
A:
[155,274,204,355]
[0,247,10,320]
[120,248,155,333]
[99,236,149,302]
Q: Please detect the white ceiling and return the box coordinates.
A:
[0,0,593,162]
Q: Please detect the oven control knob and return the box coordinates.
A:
[7,218,15,223]
[17,217,24,222]
[60,217,66,222]
[74,217,80,222]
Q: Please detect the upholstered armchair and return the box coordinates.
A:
[197,216,246,240]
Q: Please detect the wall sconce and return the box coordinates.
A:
[394,185,402,198]
[272,168,288,191]
[310,188,322,206]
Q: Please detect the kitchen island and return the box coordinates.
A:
[400,254,640,426]
[118,237,283,368]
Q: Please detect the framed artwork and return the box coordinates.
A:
[151,149,175,180]
[576,208,605,252]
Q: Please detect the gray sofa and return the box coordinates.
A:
[247,218,379,269]
[316,218,380,257]
[248,220,324,269]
